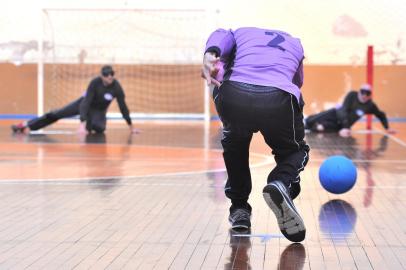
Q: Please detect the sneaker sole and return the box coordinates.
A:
[263,182,306,242]
[230,224,250,230]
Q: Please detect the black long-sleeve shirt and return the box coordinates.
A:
[336,91,388,129]
[80,77,132,125]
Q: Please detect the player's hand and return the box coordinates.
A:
[130,125,141,134]
[339,128,351,137]
[386,128,397,134]
[316,124,325,132]
[202,52,221,87]
[77,122,88,134]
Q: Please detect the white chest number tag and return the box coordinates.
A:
[104,93,113,101]
[356,109,364,116]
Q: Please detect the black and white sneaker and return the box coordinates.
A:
[228,208,251,230]
[263,181,306,242]
[11,123,26,133]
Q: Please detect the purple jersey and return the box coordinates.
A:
[205,27,304,102]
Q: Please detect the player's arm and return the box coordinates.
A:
[202,29,235,86]
[337,92,357,137]
[78,79,96,133]
[116,84,139,134]
[292,57,304,89]
[370,103,388,129]
[340,91,356,129]
[370,103,396,133]
[205,29,236,58]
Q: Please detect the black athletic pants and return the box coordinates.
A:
[305,108,341,132]
[27,97,107,133]
[214,81,310,208]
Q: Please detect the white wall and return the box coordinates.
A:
[1,0,405,64]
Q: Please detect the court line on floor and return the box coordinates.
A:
[0,181,207,186]
[352,129,406,148]
[2,129,405,183]
[0,152,274,183]
[1,155,406,184]
[310,158,406,163]
[2,155,404,163]
[375,129,406,148]
[360,186,406,189]
[1,181,405,188]
[233,233,284,242]
[29,130,75,135]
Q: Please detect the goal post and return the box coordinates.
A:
[366,45,373,130]
[38,8,213,122]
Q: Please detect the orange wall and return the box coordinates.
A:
[302,65,406,117]
[0,64,37,115]
[0,63,405,118]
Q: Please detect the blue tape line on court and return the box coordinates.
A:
[358,117,406,122]
[0,114,37,119]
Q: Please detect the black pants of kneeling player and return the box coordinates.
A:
[27,97,107,133]
[304,108,342,132]
[214,81,310,209]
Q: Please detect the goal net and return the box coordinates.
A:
[40,8,211,121]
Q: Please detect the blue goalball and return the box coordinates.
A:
[319,155,357,194]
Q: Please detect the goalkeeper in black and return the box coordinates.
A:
[305,84,396,137]
[11,65,139,134]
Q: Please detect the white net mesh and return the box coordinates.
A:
[41,9,210,119]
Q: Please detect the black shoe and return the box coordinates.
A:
[228,208,251,230]
[11,123,26,133]
[263,181,306,242]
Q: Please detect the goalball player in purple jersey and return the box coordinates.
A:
[11,65,139,135]
[202,27,309,242]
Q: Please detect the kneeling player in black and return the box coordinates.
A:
[305,84,396,137]
[12,65,139,134]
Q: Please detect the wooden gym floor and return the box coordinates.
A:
[0,120,405,269]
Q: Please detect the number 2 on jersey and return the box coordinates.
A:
[265,31,285,51]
